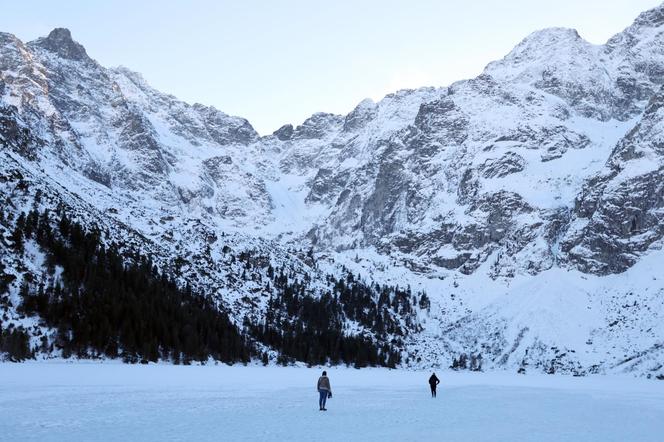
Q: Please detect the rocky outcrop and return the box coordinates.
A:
[273,124,294,141]
[292,112,343,139]
[30,28,90,62]
[479,152,526,178]
[562,86,664,274]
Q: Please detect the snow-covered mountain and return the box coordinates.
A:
[1,5,664,376]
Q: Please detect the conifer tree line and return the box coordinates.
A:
[243,253,431,368]
[0,323,32,361]
[5,207,252,364]
[450,353,483,371]
[0,208,32,361]
[1,204,428,367]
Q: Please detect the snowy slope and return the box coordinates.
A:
[2,5,664,375]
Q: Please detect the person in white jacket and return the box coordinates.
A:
[317,371,332,411]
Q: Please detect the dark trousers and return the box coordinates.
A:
[318,389,328,409]
[430,385,437,397]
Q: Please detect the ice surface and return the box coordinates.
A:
[1,363,663,442]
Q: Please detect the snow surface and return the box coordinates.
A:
[1,363,663,442]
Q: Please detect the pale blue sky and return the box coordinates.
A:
[1,0,660,134]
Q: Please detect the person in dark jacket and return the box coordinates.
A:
[429,373,440,397]
[317,371,332,411]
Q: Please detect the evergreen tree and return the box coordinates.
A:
[16,210,254,364]
[419,292,431,311]
[9,224,24,254]
[0,326,32,361]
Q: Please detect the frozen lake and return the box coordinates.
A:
[1,363,663,441]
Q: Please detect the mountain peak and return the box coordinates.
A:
[513,27,583,51]
[632,2,664,28]
[605,2,664,53]
[482,27,591,81]
[32,28,90,61]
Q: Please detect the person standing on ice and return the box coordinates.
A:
[429,373,440,398]
[317,371,332,411]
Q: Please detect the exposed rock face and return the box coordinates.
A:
[31,28,90,62]
[291,6,664,276]
[273,124,293,141]
[292,112,344,140]
[1,29,264,223]
[413,98,469,146]
[3,5,664,375]
[479,152,526,179]
[343,99,377,132]
[2,13,664,275]
[562,86,664,274]
[0,105,38,159]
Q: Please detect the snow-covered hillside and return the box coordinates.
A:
[1,5,664,376]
